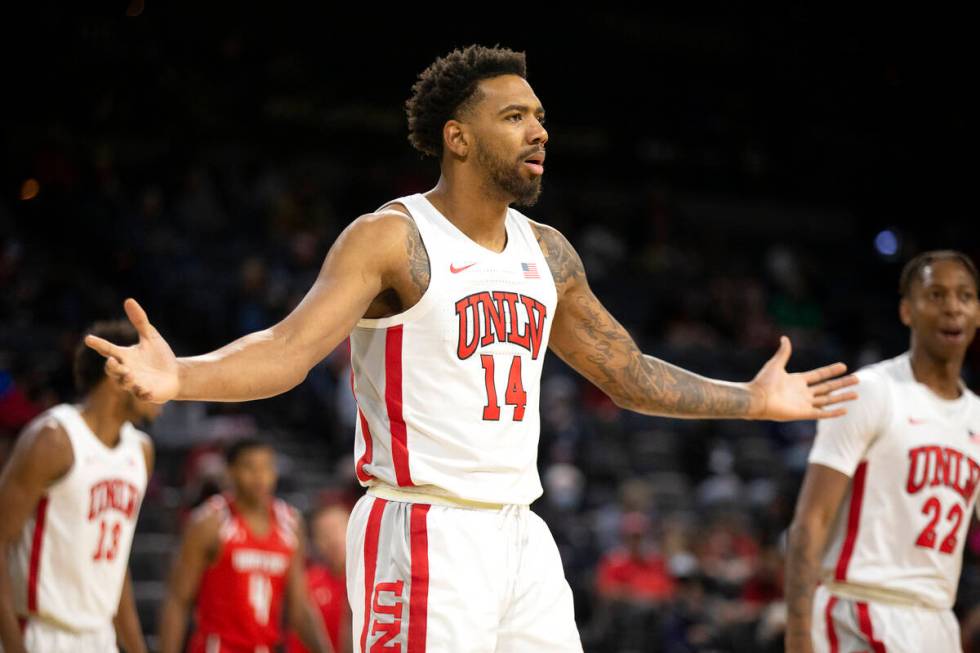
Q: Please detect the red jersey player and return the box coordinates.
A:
[158,438,331,653]
[287,503,352,653]
[786,251,980,653]
[0,321,160,653]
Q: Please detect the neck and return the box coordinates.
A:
[908,344,964,400]
[233,494,270,516]
[425,173,510,252]
[78,386,130,448]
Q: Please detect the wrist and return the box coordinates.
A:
[746,381,768,419]
[174,358,189,401]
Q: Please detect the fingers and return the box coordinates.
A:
[812,406,849,419]
[85,334,125,360]
[810,375,859,396]
[769,335,792,369]
[812,391,859,407]
[105,357,129,378]
[104,359,154,402]
[802,362,849,385]
[124,298,153,338]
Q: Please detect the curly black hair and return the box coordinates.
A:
[899,250,979,297]
[75,320,139,395]
[406,44,527,158]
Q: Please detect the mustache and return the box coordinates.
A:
[519,148,545,160]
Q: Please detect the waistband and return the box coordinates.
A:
[821,578,944,610]
[367,484,519,511]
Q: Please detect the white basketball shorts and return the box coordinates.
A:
[20,618,117,653]
[811,584,961,652]
[346,490,583,653]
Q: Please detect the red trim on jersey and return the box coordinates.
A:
[348,339,375,483]
[385,325,413,486]
[835,461,868,581]
[408,504,431,653]
[27,497,49,613]
[360,498,387,653]
[856,601,887,653]
[824,595,839,653]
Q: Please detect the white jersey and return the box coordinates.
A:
[349,193,557,506]
[7,403,149,632]
[808,352,980,609]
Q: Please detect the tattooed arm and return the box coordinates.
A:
[784,464,851,653]
[85,210,426,403]
[533,222,857,420]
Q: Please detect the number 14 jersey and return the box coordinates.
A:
[808,352,980,609]
[349,193,558,506]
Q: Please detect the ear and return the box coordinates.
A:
[443,120,470,158]
[899,297,912,327]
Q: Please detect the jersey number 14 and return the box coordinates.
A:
[481,355,527,421]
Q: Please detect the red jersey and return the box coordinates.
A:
[285,563,347,653]
[188,494,298,653]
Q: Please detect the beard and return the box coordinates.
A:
[474,140,543,208]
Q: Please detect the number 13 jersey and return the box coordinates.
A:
[808,352,980,609]
[349,193,558,506]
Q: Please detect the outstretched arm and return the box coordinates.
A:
[534,223,857,420]
[85,211,413,404]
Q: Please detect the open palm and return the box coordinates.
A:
[751,336,858,421]
[85,298,179,404]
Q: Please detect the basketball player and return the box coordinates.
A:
[0,321,159,653]
[785,250,980,653]
[85,45,858,652]
[158,438,331,653]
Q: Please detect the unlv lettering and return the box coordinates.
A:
[455,291,547,360]
[907,445,980,502]
[370,580,405,653]
[88,479,140,520]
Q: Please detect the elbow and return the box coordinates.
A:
[609,388,639,413]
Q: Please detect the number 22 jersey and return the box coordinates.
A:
[349,193,558,506]
[808,352,980,609]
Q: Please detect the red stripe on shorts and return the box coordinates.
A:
[27,497,49,612]
[385,325,413,486]
[360,498,387,653]
[856,601,887,653]
[835,461,868,581]
[408,504,431,653]
[824,595,839,653]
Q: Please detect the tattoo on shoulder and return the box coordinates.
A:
[531,223,584,290]
[405,218,430,295]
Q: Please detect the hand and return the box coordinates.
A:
[749,336,858,421]
[84,298,179,403]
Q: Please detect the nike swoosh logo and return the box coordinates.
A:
[908,417,928,425]
[450,263,476,274]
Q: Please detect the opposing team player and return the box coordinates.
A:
[0,321,158,653]
[158,438,331,653]
[785,250,980,653]
[85,45,858,652]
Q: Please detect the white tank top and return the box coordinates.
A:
[808,353,980,609]
[348,193,558,505]
[7,403,149,631]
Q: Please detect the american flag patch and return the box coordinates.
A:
[521,262,540,279]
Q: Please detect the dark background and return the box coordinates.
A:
[1,6,976,652]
